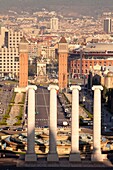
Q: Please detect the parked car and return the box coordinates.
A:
[13,127,25,131]
[2,126,10,130]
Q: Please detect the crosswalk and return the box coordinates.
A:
[36,119,48,121]
[36,119,70,122]
[35,105,62,108]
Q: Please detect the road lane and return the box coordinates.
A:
[35,87,70,127]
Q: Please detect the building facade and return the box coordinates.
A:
[70,43,113,78]
[50,17,59,31]
[0,27,23,78]
[104,18,112,34]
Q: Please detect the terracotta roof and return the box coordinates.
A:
[59,37,67,43]
[20,36,28,43]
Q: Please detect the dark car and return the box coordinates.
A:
[13,127,25,131]
[2,127,10,130]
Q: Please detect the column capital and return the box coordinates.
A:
[70,85,81,91]
[26,85,37,91]
[48,84,59,91]
[92,85,103,91]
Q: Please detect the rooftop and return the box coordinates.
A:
[59,37,67,43]
[20,36,28,43]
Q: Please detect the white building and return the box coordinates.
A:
[0,27,23,78]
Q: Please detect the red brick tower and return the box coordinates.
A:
[19,36,28,88]
[58,37,68,90]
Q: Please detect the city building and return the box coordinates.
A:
[37,42,56,60]
[58,37,68,90]
[70,43,113,78]
[50,17,59,31]
[104,18,112,34]
[0,27,23,78]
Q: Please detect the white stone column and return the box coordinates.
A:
[91,85,104,162]
[69,85,81,162]
[25,85,37,162]
[47,84,59,162]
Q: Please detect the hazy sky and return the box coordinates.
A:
[0,0,113,16]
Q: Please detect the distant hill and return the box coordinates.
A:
[0,0,113,16]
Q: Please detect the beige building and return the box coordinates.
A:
[0,48,19,78]
[0,27,23,78]
[37,44,56,59]
[50,17,59,31]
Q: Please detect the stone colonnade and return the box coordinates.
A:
[47,84,59,162]
[25,85,37,162]
[25,84,104,162]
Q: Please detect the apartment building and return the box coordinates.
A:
[50,17,59,31]
[0,27,23,78]
[104,18,112,34]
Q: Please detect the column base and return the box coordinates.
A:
[69,153,81,162]
[91,152,106,162]
[47,153,59,162]
[19,154,25,160]
[25,153,37,162]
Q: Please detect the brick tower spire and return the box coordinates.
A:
[58,37,68,90]
[19,36,29,88]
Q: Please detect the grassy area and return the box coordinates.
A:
[5,105,12,115]
[18,92,26,105]
[80,104,93,119]
[4,80,18,85]
[63,92,93,119]
[14,106,24,126]
[0,105,12,125]
[63,93,71,104]
[0,119,7,125]
[10,92,17,103]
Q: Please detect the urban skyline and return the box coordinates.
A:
[0,0,113,169]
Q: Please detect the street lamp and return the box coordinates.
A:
[83,96,85,102]
[83,96,85,107]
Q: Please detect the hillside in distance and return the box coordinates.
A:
[0,0,113,16]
